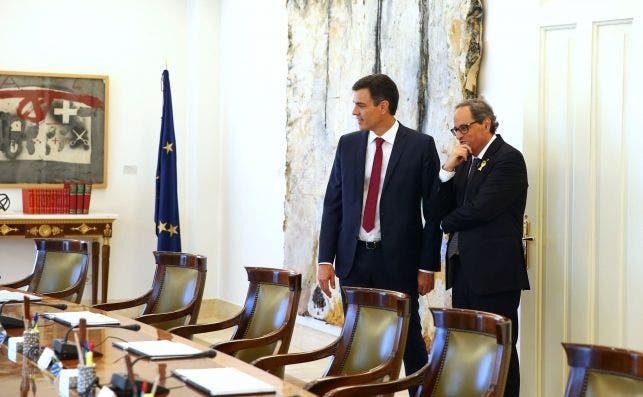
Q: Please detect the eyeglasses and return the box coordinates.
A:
[450,121,480,136]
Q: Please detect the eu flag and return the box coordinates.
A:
[154,70,181,251]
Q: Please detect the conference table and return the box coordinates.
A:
[0,293,315,396]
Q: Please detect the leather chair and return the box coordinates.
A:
[1,239,89,303]
[93,251,206,330]
[325,307,512,397]
[252,286,410,396]
[170,267,301,371]
[562,342,643,397]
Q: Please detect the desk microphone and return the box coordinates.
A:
[0,299,68,329]
[53,323,141,360]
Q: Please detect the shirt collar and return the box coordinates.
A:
[476,134,497,159]
[369,120,398,145]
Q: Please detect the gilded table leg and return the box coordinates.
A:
[101,243,111,303]
[91,240,100,305]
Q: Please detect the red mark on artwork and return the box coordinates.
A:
[0,89,104,123]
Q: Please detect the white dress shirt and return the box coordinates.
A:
[358,120,398,241]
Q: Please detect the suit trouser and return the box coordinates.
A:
[339,244,427,396]
[451,255,522,397]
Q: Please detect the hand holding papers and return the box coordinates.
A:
[172,367,276,396]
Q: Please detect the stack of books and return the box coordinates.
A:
[22,182,93,214]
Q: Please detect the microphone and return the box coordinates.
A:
[0,299,68,329]
[53,323,141,360]
[110,349,215,395]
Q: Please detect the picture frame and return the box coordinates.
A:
[0,71,109,188]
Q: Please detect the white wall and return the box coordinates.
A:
[217,1,288,304]
[478,0,530,148]
[0,0,221,300]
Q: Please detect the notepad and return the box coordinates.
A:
[172,367,276,396]
[42,310,120,327]
[113,340,203,359]
[0,290,42,302]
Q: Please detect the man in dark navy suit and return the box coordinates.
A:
[317,74,442,389]
[436,99,530,397]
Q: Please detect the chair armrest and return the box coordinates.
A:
[135,305,196,325]
[252,340,340,374]
[168,312,243,338]
[213,326,289,355]
[41,284,83,300]
[1,274,34,289]
[322,362,430,397]
[93,292,151,311]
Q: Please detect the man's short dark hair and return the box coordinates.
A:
[455,98,499,133]
[352,74,399,115]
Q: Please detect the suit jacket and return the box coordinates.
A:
[436,135,530,295]
[318,123,442,293]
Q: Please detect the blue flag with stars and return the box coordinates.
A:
[155,70,181,251]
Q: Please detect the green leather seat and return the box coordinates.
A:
[563,343,643,397]
[93,251,207,330]
[2,239,89,303]
[253,286,411,396]
[325,307,512,397]
[170,267,302,375]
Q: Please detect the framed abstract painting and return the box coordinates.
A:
[0,71,108,187]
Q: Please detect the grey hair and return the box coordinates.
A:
[455,98,499,133]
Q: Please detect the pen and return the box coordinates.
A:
[85,341,94,366]
[73,333,84,366]
[32,313,39,332]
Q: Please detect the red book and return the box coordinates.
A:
[62,186,69,214]
[35,189,41,214]
[21,189,31,214]
[28,189,35,214]
[69,183,77,214]
[82,183,92,214]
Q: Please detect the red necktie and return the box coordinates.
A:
[362,137,384,232]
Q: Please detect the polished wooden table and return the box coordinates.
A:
[0,213,117,304]
[0,295,314,396]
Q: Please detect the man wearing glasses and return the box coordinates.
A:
[435,99,530,397]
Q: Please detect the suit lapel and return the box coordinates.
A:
[467,135,505,188]
[354,131,368,196]
[382,124,409,192]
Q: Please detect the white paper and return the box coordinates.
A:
[172,367,276,396]
[97,386,117,397]
[59,369,79,397]
[37,346,56,370]
[0,290,42,302]
[113,340,202,358]
[42,310,120,327]
[8,336,23,362]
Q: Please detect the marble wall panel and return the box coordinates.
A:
[284,0,483,338]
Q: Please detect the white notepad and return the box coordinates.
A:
[172,367,276,396]
[0,290,42,302]
[113,340,203,359]
[42,310,120,327]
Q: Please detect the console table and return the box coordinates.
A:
[0,212,117,305]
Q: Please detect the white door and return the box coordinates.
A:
[521,1,643,396]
